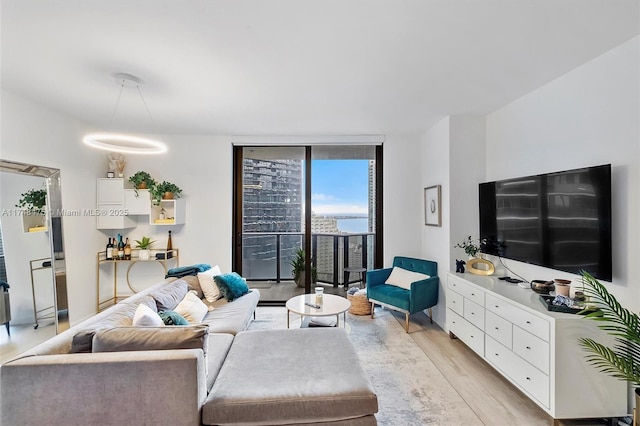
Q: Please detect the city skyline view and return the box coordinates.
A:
[311,159,369,216]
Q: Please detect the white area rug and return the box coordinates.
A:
[248,307,482,425]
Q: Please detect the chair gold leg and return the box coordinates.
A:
[428,307,433,324]
[405,313,409,333]
[370,302,375,318]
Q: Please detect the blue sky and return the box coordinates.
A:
[311,160,369,215]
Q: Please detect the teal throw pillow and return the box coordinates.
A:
[158,310,189,326]
[214,272,250,302]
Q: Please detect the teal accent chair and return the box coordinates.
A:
[366,256,439,333]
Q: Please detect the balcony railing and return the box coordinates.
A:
[242,232,375,286]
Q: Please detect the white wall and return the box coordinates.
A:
[485,37,640,311]
[382,133,424,266]
[1,89,106,324]
[421,117,450,326]
[421,116,485,327]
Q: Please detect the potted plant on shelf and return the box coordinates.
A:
[134,236,155,260]
[578,271,640,424]
[290,248,318,289]
[454,236,481,259]
[15,188,47,215]
[128,171,156,194]
[151,181,183,205]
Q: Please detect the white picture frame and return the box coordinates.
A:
[424,185,441,227]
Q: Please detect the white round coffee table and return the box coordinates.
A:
[286,293,351,329]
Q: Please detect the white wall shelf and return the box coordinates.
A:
[96,178,135,229]
[150,199,186,225]
[124,189,151,215]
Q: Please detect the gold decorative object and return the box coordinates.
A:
[467,258,495,276]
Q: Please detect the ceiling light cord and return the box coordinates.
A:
[136,84,155,124]
[107,80,126,130]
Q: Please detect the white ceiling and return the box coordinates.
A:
[2,0,638,135]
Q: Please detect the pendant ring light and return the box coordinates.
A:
[83,73,167,154]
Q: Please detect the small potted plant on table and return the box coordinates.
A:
[135,236,155,260]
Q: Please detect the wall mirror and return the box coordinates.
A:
[0,159,68,362]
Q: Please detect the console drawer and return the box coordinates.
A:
[447,288,464,316]
[486,293,549,342]
[486,336,549,409]
[448,275,484,306]
[464,298,485,331]
[448,309,484,357]
[486,310,512,349]
[513,326,550,374]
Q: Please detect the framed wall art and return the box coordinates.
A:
[424,185,441,226]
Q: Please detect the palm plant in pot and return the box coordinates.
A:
[134,236,155,260]
[290,248,318,289]
[151,181,183,205]
[128,171,156,195]
[578,271,640,422]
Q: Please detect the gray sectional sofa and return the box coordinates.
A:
[0,276,378,425]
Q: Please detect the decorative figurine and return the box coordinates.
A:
[107,153,126,178]
[455,259,466,273]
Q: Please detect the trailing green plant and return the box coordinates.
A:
[15,188,47,214]
[578,271,640,388]
[134,236,155,250]
[290,248,318,285]
[151,181,183,205]
[128,171,156,195]
[454,235,481,258]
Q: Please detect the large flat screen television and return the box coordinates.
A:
[479,164,612,281]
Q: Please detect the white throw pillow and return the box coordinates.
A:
[174,291,209,324]
[385,267,430,290]
[132,303,165,327]
[198,265,222,302]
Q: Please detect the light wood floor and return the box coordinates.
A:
[391,309,626,426]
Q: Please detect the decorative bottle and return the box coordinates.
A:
[106,237,113,260]
[124,237,131,260]
[117,234,125,260]
[166,230,173,259]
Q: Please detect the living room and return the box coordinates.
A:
[1,1,639,425]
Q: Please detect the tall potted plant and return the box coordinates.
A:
[578,271,640,422]
[290,248,317,289]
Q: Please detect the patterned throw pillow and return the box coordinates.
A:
[158,310,189,326]
[213,272,250,302]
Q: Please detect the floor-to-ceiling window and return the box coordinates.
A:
[233,144,382,304]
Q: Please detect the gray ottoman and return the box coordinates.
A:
[202,328,378,425]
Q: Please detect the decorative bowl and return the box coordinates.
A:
[530,279,555,294]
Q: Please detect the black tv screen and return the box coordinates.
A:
[479,164,612,281]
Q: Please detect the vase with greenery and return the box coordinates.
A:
[15,188,47,215]
[454,235,481,258]
[128,171,156,193]
[578,271,640,418]
[290,248,318,289]
[135,236,155,260]
[151,181,183,205]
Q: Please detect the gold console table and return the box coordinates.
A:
[96,249,179,312]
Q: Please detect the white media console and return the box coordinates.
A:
[446,272,627,422]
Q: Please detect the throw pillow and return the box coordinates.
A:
[158,310,190,326]
[132,303,165,327]
[153,280,189,311]
[91,324,209,354]
[385,267,430,290]
[214,272,250,302]
[198,265,222,302]
[181,275,204,299]
[174,291,209,324]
